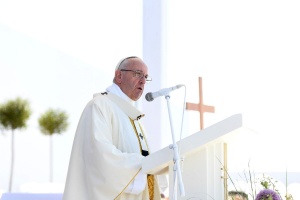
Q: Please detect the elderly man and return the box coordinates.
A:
[63,56,162,200]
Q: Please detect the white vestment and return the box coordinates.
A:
[63,90,161,200]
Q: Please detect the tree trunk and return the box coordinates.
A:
[50,135,53,182]
[8,130,15,192]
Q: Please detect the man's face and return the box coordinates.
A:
[116,58,149,101]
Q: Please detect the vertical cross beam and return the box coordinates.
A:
[186,77,215,130]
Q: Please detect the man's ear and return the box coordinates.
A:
[115,70,122,83]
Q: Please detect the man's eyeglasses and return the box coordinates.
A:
[120,69,152,83]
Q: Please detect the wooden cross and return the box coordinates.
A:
[186,77,215,130]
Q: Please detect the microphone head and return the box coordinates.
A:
[145,92,154,102]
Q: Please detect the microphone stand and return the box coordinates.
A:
[164,94,185,200]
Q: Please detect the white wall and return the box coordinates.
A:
[164,0,300,173]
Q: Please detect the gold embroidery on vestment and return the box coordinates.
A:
[130,118,154,200]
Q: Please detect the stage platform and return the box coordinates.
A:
[1,193,62,200]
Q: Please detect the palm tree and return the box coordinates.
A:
[0,97,31,192]
[38,108,68,182]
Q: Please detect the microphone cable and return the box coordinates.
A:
[177,85,187,161]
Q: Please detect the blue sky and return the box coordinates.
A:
[0,0,143,192]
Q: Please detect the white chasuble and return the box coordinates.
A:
[63,92,161,200]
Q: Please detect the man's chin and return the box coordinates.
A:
[135,93,143,101]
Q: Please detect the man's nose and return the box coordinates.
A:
[139,76,146,84]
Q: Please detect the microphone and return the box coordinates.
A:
[145,84,184,102]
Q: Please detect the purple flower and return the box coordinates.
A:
[255,189,281,200]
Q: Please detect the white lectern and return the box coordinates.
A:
[142,114,243,200]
